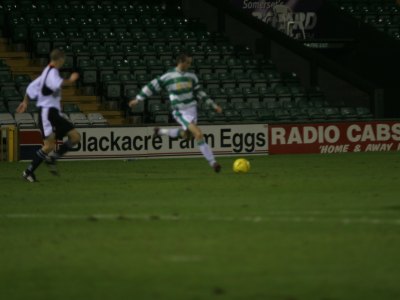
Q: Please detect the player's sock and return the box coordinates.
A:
[27,149,47,172]
[53,140,74,159]
[159,128,183,138]
[197,139,216,166]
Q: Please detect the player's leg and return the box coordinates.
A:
[188,123,221,173]
[23,108,56,182]
[154,127,186,139]
[172,107,221,172]
[52,128,80,159]
[23,136,57,182]
[46,112,80,175]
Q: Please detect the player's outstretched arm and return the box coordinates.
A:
[130,77,162,109]
[128,98,139,108]
[215,104,222,113]
[16,95,29,113]
[62,72,80,86]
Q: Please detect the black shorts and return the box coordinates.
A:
[38,107,75,140]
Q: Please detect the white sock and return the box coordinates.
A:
[159,128,181,138]
[198,140,216,166]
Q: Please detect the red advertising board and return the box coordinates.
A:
[269,121,400,154]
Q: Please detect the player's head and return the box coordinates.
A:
[50,49,65,68]
[176,52,193,72]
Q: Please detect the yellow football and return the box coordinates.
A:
[233,158,250,173]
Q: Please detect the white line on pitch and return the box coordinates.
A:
[1,213,400,226]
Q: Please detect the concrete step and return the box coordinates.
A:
[62,88,80,96]
[0,51,30,59]
[9,65,43,73]
[63,95,97,102]
[4,58,35,67]
[0,45,12,52]
[78,103,102,111]
[107,118,129,126]
[97,110,124,117]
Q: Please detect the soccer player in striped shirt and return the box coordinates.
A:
[129,52,223,172]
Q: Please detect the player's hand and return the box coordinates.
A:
[16,101,27,113]
[215,105,222,113]
[69,72,79,82]
[129,99,139,108]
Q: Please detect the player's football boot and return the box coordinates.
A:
[22,170,37,182]
[213,162,221,173]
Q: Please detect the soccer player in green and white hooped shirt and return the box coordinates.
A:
[129,52,223,172]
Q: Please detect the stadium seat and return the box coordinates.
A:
[27,101,38,113]
[311,98,329,108]
[219,73,236,89]
[78,59,98,86]
[202,73,220,89]
[197,110,210,123]
[282,101,297,109]
[240,108,258,121]
[87,113,108,127]
[224,109,242,122]
[259,87,277,103]
[2,88,21,103]
[69,112,91,127]
[324,107,342,120]
[97,60,115,79]
[11,25,28,44]
[293,95,308,106]
[235,74,252,89]
[234,102,251,111]
[257,108,275,121]
[340,107,359,119]
[274,109,292,122]
[0,113,16,125]
[251,73,269,89]
[267,99,283,110]
[251,102,267,110]
[356,106,374,119]
[103,79,122,102]
[129,60,147,75]
[148,101,169,123]
[63,103,81,114]
[147,59,165,75]
[275,85,292,103]
[156,45,174,60]
[210,58,228,74]
[207,110,226,122]
[14,112,36,128]
[281,72,300,86]
[289,108,309,121]
[154,114,169,124]
[0,74,15,88]
[0,101,7,113]
[242,87,259,101]
[290,86,308,102]
[7,101,21,113]
[307,107,326,121]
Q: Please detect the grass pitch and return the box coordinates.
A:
[1,152,400,300]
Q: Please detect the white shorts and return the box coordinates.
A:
[172,106,197,130]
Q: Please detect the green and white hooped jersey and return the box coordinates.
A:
[136,68,217,111]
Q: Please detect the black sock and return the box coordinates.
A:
[27,149,47,173]
[54,140,73,158]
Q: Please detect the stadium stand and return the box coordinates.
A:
[0,0,379,127]
[330,0,400,40]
